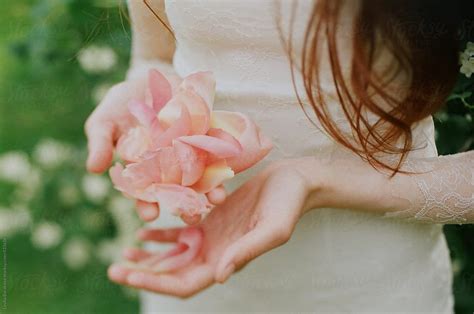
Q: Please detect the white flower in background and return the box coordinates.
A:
[108,195,139,237]
[58,183,80,206]
[14,167,42,203]
[92,82,113,104]
[78,45,117,74]
[460,41,474,78]
[96,239,122,264]
[0,151,31,183]
[33,138,73,169]
[95,196,140,264]
[31,221,63,250]
[0,206,31,238]
[61,237,91,270]
[81,174,110,203]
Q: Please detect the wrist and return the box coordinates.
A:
[297,153,397,214]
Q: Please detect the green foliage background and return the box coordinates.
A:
[0,0,472,313]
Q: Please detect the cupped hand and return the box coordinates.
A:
[108,159,317,298]
[84,76,226,223]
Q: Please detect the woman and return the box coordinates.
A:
[85,0,473,312]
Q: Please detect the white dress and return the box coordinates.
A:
[142,0,454,312]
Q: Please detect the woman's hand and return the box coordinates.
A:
[85,79,148,174]
[85,77,169,221]
[107,159,319,298]
[85,78,226,223]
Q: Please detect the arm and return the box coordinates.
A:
[126,0,176,80]
[108,149,473,296]
[85,0,176,220]
[304,149,474,224]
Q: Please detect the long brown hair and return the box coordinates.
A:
[146,0,470,173]
[280,0,468,173]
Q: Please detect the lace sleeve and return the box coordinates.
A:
[386,151,474,224]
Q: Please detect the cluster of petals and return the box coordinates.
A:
[110,69,272,219]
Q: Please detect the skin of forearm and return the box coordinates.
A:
[302,150,474,224]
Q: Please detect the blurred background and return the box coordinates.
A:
[0,0,472,313]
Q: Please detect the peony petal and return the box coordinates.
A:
[207,127,242,152]
[152,105,192,149]
[180,71,216,109]
[157,147,183,184]
[177,134,241,158]
[121,154,161,189]
[116,127,151,162]
[131,227,203,273]
[149,69,172,113]
[110,162,136,198]
[150,227,203,272]
[211,111,273,173]
[128,100,157,127]
[192,160,234,193]
[158,89,210,135]
[173,140,206,186]
[149,184,211,216]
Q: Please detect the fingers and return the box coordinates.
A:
[125,264,214,298]
[215,170,307,283]
[206,185,226,205]
[122,247,152,262]
[215,222,285,283]
[136,201,160,221]
[85,120,115,173]
[137,227,182,243]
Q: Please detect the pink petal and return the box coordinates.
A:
[121,154,161,189]
[116,127,151,162]
[109,163,135,197]
[157,147,182,184]
[149,184,211,216]
[133,227,203,273]
[207,127,242,152]
[150,227,203,272]
[180,71,216,109]
[173,140,206,186]
[128,100,157,127]
[177,135,241,158]
[152,105,192,149]
[192,160,234,193]
[211,111,273,173]
[158,89,210,135]
[149,69,172,113]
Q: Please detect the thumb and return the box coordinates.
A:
[214,222,288,283]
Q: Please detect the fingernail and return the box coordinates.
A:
[127,272,146,285]
[220,264,235,283]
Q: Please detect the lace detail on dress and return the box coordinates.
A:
[386,151,474,224]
